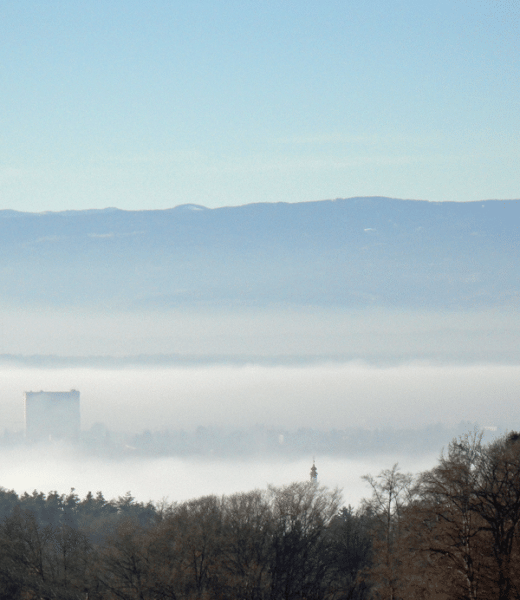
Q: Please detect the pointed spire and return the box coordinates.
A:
[310,459,318,483]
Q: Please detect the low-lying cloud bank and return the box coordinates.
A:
[1,362,518,433]
[1,307,518,363]
[0,443,445,509]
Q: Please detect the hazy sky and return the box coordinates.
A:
[1,0,519,212]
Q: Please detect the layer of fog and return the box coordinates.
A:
[1,362,518,433]
[1,307,519,364]
[1,306,517,504]
[0,443,443,509]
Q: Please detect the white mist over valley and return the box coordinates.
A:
[1,361,518,433]
[0,199,517,506]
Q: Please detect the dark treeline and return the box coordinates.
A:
[363,430,520,600]
[1,430,520,599]
[0,483,370,599]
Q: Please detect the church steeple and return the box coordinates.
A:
[310,460,317,483]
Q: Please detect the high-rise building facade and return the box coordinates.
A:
[24,390,80,441]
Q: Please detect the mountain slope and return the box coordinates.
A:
[0,197,518,309]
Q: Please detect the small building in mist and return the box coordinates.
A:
[24,390,80,441]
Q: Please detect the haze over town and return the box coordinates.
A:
[0,198,517,505]
[1,1,519,508]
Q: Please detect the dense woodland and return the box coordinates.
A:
[1,431,520,599]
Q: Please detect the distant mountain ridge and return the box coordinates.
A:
[1,197,518,309]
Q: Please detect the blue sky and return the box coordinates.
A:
[1,0,519,211]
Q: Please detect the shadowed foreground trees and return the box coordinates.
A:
[361,464,416,599]
[0,507,92,599]
[99,483,358,600]
[0,482,372,599]
[364,431,520,600]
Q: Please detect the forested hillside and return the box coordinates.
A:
[1,430,520,599]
